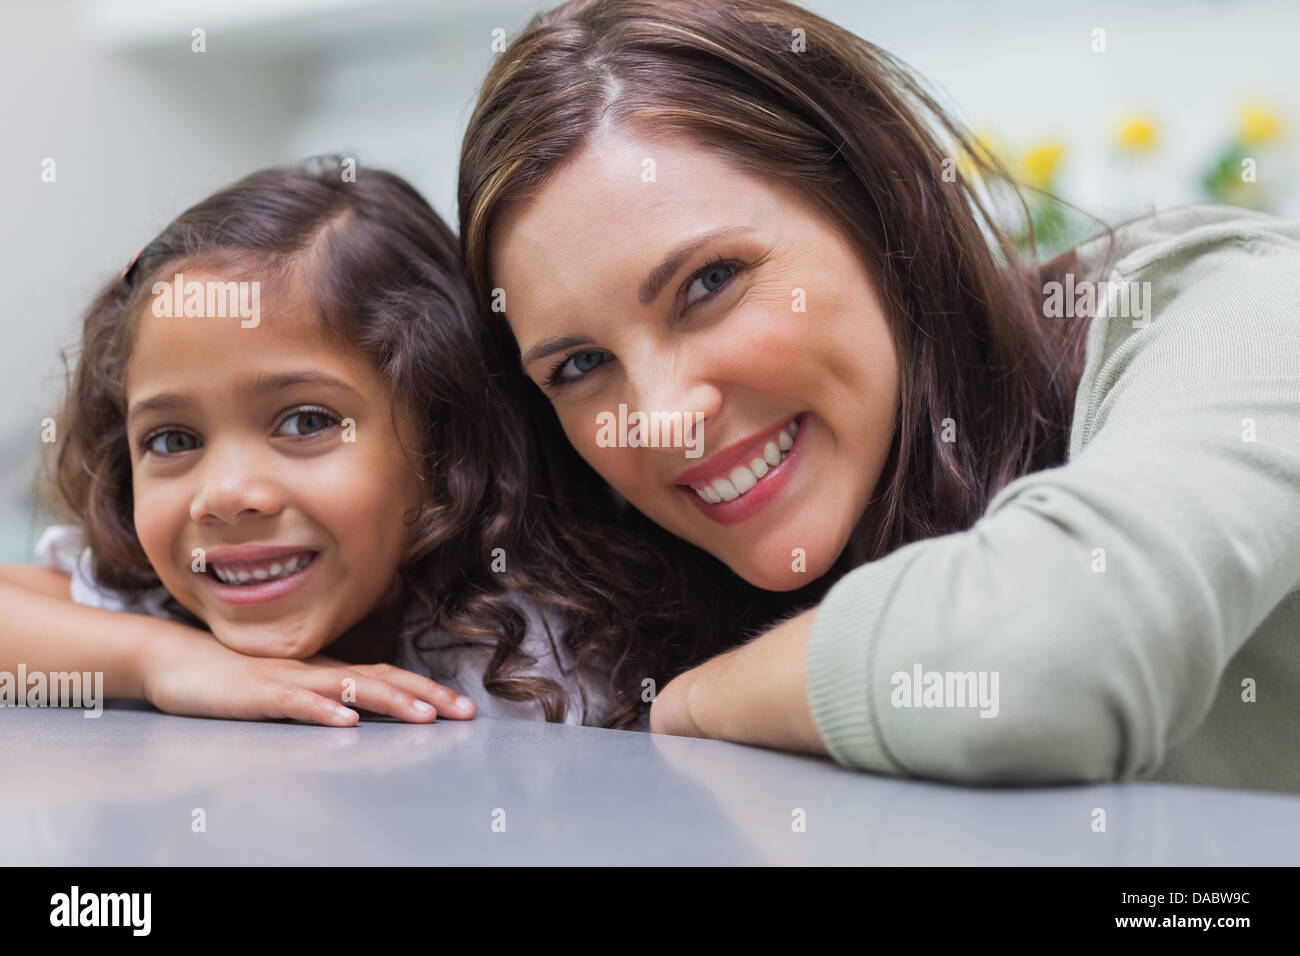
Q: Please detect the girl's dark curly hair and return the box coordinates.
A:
[49,155,774,727]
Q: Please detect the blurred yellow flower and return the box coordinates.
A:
[1240,103,1283,146]
[956,129,1004,179]
[1115,113,1158,152]
[1020,141,1065,187]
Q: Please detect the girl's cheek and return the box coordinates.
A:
[132,485,176,567]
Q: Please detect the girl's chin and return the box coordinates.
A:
[210,624,326,660]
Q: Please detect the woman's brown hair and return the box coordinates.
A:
[49,155,703,725]
[457,0,1103,686]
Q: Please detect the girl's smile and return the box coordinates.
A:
[199,546,321,605]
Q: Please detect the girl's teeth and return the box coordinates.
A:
[211,552,314,585]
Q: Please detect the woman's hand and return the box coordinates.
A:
[139,627,475,727]
[648,656,715,738]
[649,607,829,755]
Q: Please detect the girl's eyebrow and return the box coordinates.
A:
[127,371,361,424]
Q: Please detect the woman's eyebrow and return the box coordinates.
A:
[518,225,755,372]
[520,335,593,371]
[637,225,753,306]
[127,370,361,423]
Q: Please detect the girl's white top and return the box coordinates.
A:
[35,524,645,730]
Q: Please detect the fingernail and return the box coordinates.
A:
[455,696,473,711]
[412,699,434,714]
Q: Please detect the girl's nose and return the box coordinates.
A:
[189,443,284,525]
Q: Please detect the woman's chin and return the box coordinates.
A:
[732,561,826,593]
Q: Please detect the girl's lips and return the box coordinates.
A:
[199,551,320,605]
[681,412,809,525]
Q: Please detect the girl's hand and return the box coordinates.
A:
[139,628,475,726]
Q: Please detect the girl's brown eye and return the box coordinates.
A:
[146,430,201,455]
[277,408,339,437]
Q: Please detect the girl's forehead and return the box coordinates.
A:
[124,281,370,403]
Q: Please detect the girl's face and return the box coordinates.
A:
[124,272,424,657]
[493,127,900,590]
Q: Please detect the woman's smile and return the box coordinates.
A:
[676,412,808,525]
[496,126,899,590]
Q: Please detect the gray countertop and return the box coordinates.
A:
[2,703,1298,865]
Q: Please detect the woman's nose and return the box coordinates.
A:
[628,348,721,423]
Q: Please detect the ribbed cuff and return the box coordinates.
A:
[805,549,916,773]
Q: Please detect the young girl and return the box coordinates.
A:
[456,0,1300,791]
[3,156,741,730]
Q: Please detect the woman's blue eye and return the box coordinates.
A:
[278,408,338,437]
[685,261,736,306]
[549,349,608,387]
[146,430,201,455]
[543,259,739,391]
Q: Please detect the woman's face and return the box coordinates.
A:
[125,272,425,657]
[493,127,900,590]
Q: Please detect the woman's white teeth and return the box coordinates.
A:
[212,552,312,585]
[692,418,799,504]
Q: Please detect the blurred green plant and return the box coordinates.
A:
[1201,102,1284,211]
[960,132,1078,258]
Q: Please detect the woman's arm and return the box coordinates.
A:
[650,607,827,755]
[653,219,1300,784]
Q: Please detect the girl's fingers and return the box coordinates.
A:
[300,658,475,719]
[352,662,476,719]
[268,682,359,727]
[311,670,442,724]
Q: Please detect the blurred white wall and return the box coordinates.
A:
[1,0,1297,560]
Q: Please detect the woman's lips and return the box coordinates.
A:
[681,413,809,525]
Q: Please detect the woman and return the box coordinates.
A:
[458,0,1300,790]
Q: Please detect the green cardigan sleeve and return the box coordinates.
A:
[805,212,1300,784]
